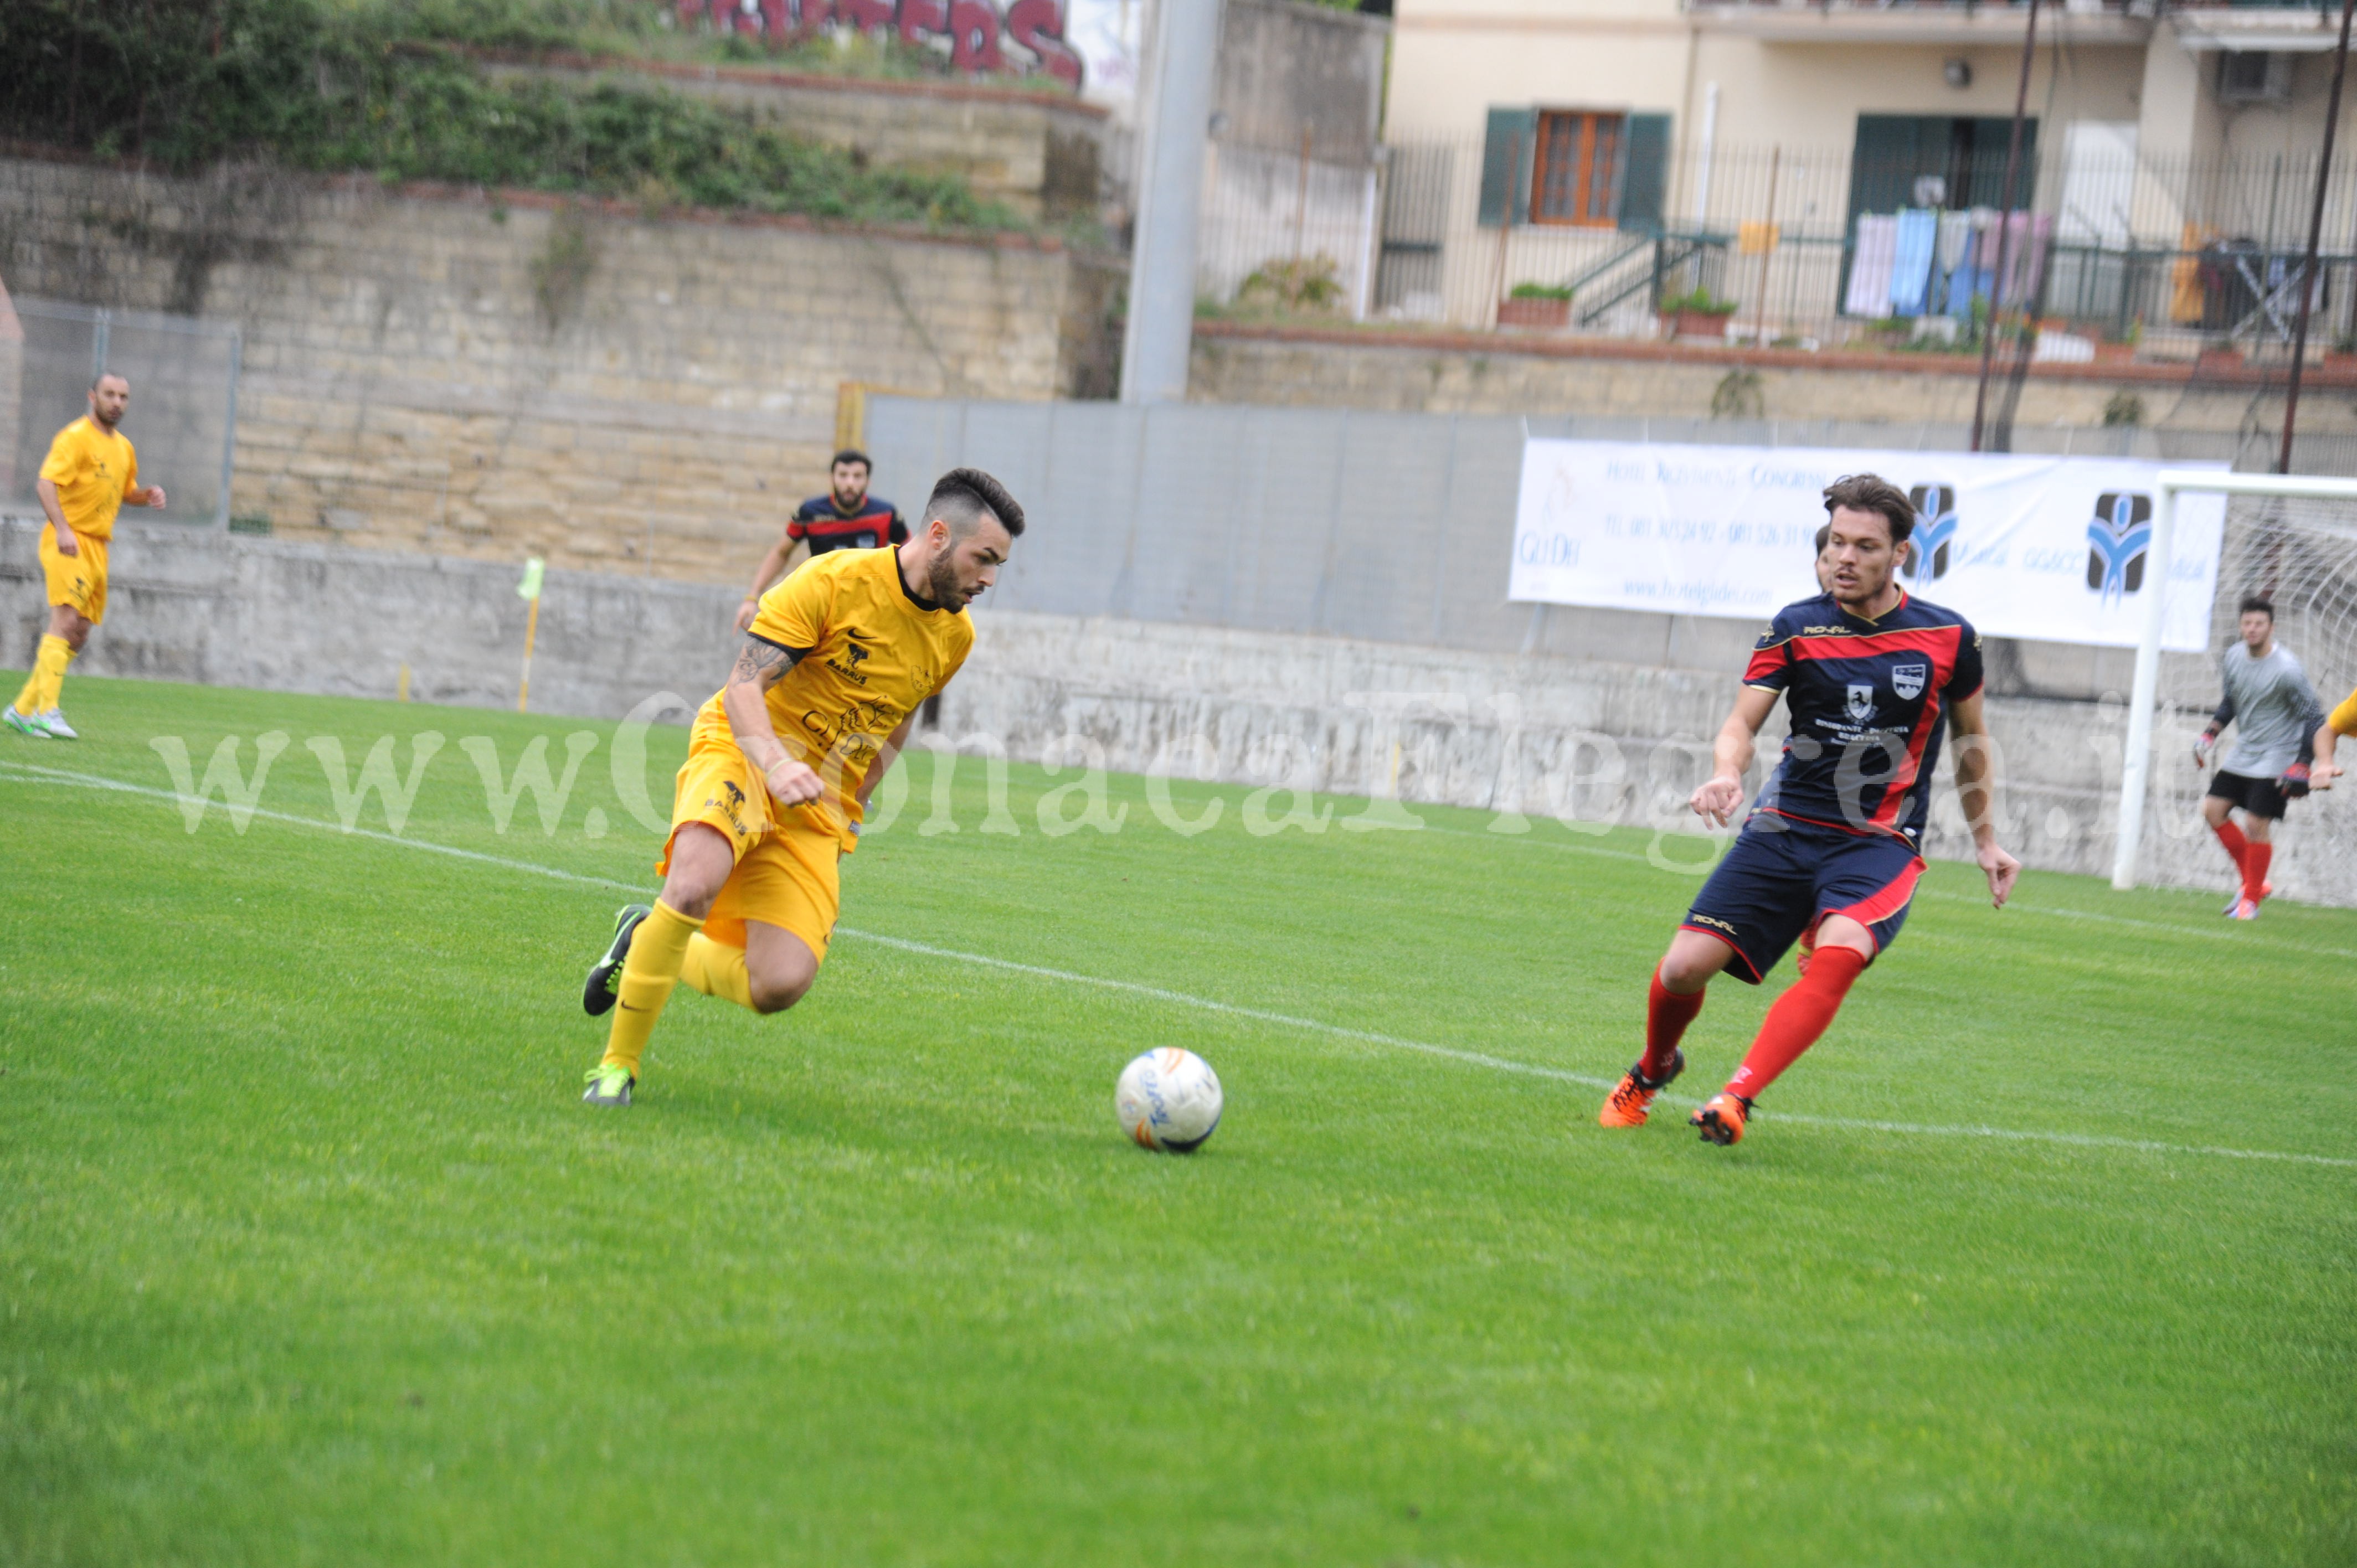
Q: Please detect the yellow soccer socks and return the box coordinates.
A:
[679,933,756,1012]
[13,635,72,716]
[599,900,703,1079]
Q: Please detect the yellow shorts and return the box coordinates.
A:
[39,527,107,623]
[658,737,842,961]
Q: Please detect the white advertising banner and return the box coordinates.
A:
[1509,441,2227,651]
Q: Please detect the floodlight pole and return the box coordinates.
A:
[1119,0,1222,405]
[2278,0,2357,475]
[1970,0,2039,453]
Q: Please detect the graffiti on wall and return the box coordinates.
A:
[670,0,1085,87]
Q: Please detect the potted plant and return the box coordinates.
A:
[1660,286,1738,341]
[2094,318,2142,367]
[1499,281,1573,329]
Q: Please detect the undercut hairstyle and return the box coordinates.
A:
[92,370,127,391]
[926,466,1025,539]
[2239,595,2275,620]
[1821,473,1916,546]
[831,448,871,472]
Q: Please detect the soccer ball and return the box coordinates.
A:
[1115,1048,1223,1153]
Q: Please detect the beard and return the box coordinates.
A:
[924,549,964,607]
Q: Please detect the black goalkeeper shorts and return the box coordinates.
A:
[2207,768,2288,821]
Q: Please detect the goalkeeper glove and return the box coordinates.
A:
[2283,761,2312,799]
[2194,728,2220,767]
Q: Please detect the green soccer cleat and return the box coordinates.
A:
[581,1062,635,1107]
[4,706,48,739]
[35,708,77,740]
[584,904,652,1017]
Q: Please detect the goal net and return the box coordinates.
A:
[2135,488,2357,909]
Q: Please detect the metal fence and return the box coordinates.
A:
[1192,132,2357,351]
[866,395,2357,663]
[4,297,240,528]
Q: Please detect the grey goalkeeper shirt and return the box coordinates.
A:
[2217,641,2323,777]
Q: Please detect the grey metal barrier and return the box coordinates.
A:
[866,396,2357,659]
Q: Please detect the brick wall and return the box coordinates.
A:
[0,155,1120,583]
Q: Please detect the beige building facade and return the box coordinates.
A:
[1378,1,2357,343]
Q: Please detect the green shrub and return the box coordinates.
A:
[1236,255,1346,314]
[1660,286,1737,316]
[1509,282,1573,302]
[0,0,1024,229]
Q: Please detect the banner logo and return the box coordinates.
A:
[1891,662,1927,700]
[1906,484,1959,580]
[2086,492,2153,604]
[1846,683,1877,723]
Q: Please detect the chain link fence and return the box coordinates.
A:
[4,297,240,528]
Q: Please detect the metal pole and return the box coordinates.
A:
[1119,0,1222,405]
[217,329,241,531]
[2278,0,2357,474]
[1754,146,1782,345]
[1972,0,2039,452]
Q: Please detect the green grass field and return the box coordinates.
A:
[3,674,2353,1567]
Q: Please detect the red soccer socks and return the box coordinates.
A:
[2213,819,2248,876]
[2242,840,2274,904]
[1643,969,1706,1081]
[1725,946,1867,1102]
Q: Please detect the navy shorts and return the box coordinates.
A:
[1682,812,1928,984]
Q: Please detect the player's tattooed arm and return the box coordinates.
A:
[727,634,806,692]
[721,636,824,807]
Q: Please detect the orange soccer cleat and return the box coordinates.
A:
[1690,1091,1753,1146]
[1598,1051,1684,1127]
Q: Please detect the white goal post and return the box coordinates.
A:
[2111,468,2357,891]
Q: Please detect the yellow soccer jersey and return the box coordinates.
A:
[692,545,973,833]
[39,417,138,540]
[2330,683,2357,738]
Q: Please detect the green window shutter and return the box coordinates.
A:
[1479,107,1537,228]
[1617,112,1671,234]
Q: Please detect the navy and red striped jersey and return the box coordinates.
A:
[1741,589,1985,845]
[789,493,905,555]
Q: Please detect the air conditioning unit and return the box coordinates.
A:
[2219,51,2293,105]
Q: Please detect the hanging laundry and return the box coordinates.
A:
[1888,208,1939,317]
[2170,221,2217,325]
[1846,214,1900,317]
[1962,208,2003,312]
[1934,209,1973,315]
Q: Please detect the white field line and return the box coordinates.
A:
[5,759,2353,1172]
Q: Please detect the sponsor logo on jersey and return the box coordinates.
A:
[1905,483,1959,581]
[1892,662,1928,700]
[826,629,875,686]
[1846,683,1877,723]
[2086,492,2153,604]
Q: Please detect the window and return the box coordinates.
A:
[1480,109,1669,233]
[1532,112,1625,227]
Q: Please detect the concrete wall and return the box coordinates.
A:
[1187,323,2357,444]
[11,515,2345,908]
[1217,0,1391,167]
[0,155,1121,585]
